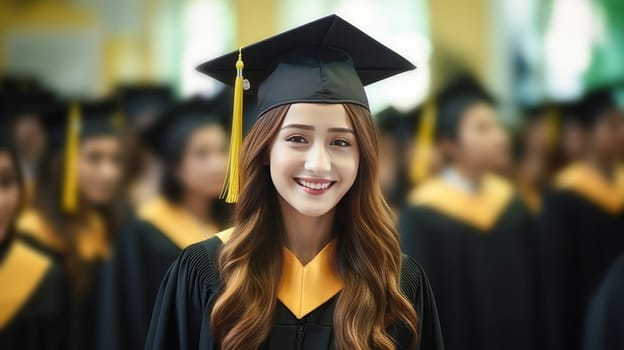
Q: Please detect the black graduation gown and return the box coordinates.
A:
[399,174,539,350]
[584,254,624,350]
[144,236,445,350]
[0,239,69,350]
[16,209,111,350]
[99,197,218,350]
[538,163,624,350]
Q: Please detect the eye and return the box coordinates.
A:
[330,139,351,147]
[286,135,308,144]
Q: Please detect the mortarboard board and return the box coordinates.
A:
[142,95,229,162]
[197,14,416,202]
[115,84,174,129]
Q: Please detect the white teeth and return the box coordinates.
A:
[298,180,331,190]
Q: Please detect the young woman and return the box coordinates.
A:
[16,100,125,350]
[0,128,68,349]
[98,96,232,350]
[399,74,538,350]
[145,15,444,350]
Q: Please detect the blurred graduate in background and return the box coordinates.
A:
[399,73,539,350]
[98,94,232,350]
[115,85,173,212]
[0,116,69,349]
[16,100,126,350]
[538,84,624,350]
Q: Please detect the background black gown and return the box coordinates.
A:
[399,175,540,350]
[144,236,445,350]
[538,164,624,350]
[584,254,624,350]
[0,239,69,350]
[17,209,110,350]
[98,197,216,350]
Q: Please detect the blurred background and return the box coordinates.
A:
[2,0,622,114]
[2,1,624,350]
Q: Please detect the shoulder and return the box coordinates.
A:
[399,254,428,299]
[173,234,226,288]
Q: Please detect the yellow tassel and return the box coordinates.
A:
[409,100,436,186]
[62,103,81,213]
[220,48,245,203]
[545,105,560,151]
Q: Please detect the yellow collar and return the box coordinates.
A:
[554,163,624,215]
[138,197,218,249]
[408,173,514,231]
[215,230,344,319]
[0,240,51,330]
[277,240,344,319]
[16,209,110,260]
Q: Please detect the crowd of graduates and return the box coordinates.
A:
[0,68,623,350]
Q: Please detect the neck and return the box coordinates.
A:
[181,192,213,224]
[278,198,335,265]
[450,163,485,188]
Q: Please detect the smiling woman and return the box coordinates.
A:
[145,15,444,350]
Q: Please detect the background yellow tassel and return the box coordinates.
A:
[62,102,81,213]
[409,101,436,186]
[220,49,244,203]
[545,105,560,151]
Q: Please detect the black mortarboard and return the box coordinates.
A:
[196,14,415,202]
[142,95,229,161]
[434,73,496,140]
[574,87,618,128]
[197,14,415,118]
[115,84,173,128]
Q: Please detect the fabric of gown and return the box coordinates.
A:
[0,239,69,350]
[144,235,445,350]
[538,163,624,350]
[99,197,218,350]
[399,174,540,350]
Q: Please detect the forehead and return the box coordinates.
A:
[282,103,352,129]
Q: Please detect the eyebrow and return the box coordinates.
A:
[280,124,355,134]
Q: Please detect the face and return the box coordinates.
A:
[14,115,46,162]
[77,136,124,205]
[176,125,228,199]
[561,120,587,162]
[0,152,21,241]
[589,109,623,163]
[270,103,360,217]
[454,103,510,173]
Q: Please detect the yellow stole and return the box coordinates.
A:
[0,240,51,330]
[408,173,514,232]
[554,163,624,215]
[138,197,218,249]
[215,229,344,319]
[16,209,110,260]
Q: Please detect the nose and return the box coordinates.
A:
[304,143,331,174]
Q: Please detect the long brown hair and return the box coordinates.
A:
[211,103,418,350]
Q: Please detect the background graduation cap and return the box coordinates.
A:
[196,14,416,202]
[43,99,124,213]
[142,95,230,163]
[573,86,620,128]
[115,84,173,130]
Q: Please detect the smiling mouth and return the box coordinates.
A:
[294,178,336,191]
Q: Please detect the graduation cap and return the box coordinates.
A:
[197,14,415,202]
[574,86,619,128]
[43,99,124,213]
[142,95,229,162]
[115,84,173,129]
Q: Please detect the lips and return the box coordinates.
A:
[294,178,335,192]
